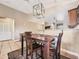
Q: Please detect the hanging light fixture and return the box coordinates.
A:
[33,0,45,19]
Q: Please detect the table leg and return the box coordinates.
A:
[21,35,24,56]
[43,37,51,59]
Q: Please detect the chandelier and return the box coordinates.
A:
[33,2,45,19]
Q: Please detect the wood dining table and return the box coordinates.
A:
[21,33,53,59]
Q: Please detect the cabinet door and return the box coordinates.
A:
[68,9,77,28]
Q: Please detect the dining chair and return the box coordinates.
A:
[50,32,63,59]
[21,32,44,59]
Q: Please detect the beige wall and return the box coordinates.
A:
[0,4,42,40]
[15,18,42,39]
[61,29,79,55]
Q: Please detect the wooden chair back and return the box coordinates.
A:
[56,32,63,53]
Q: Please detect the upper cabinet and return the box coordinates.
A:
[68,8,77,28]
[77,6,79,24]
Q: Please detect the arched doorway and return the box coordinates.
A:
[0,17,14,41]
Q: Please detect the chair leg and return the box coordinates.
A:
[35,47,44,59]
[21,37,24,56]
[55,52,61,59]
[36,50,38,59]
[56,53,58,59]
[53,51,58,59]
[53,52,57,59]
[31,53,33,59]
[53,54,55,59]
[41,47,44,59]
[57,53,60,59]
[26,40,28,59]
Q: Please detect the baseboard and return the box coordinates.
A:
[61,49,79,59]
[0,39,13,42]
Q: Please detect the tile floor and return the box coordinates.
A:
[0,40,22,59]
[0,40,70,59]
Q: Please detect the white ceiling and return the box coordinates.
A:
[0,0,79,25]
[0,0,78,15]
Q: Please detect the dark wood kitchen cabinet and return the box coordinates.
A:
[68,8,77,28]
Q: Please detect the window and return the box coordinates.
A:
[0,18,14,40]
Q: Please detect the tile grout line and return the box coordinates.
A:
[8,41,13,51]
[0,42,3,55]
[14,41,21,48]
